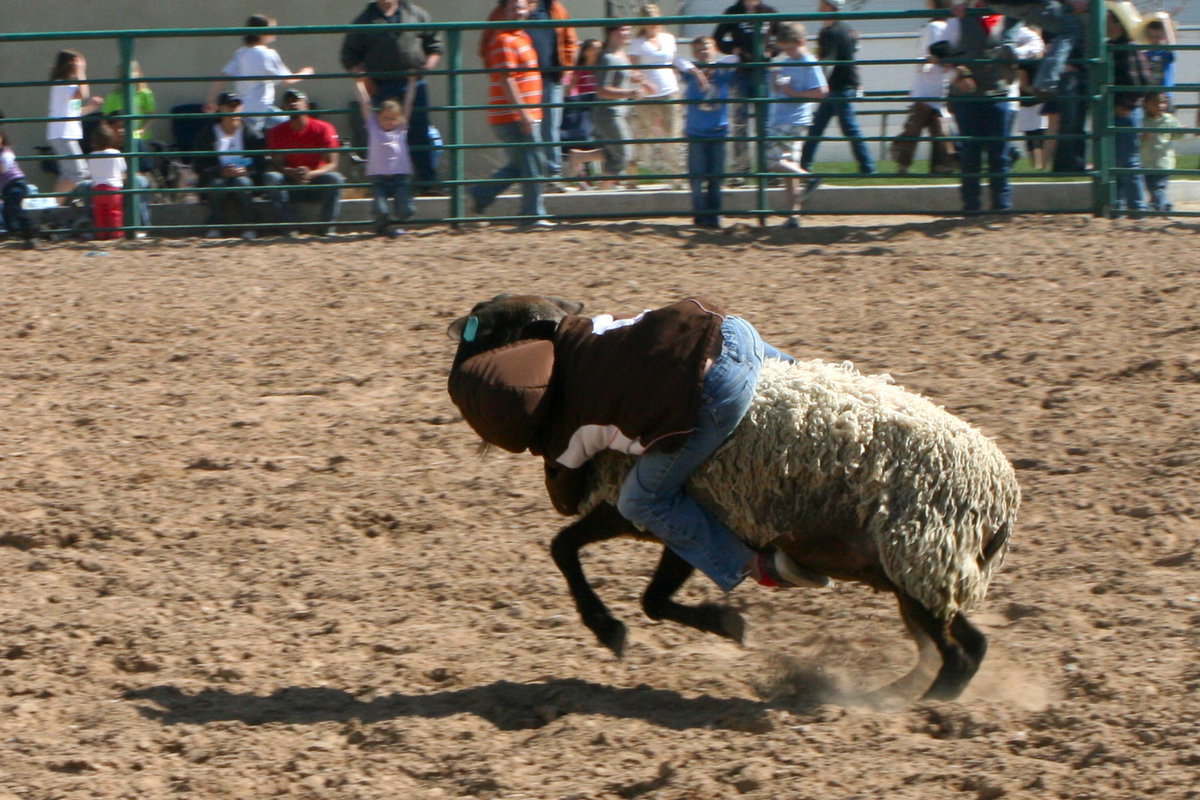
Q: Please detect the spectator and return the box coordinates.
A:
[85,122,126,240]
[1107,9,1150,216]
[988,1,1087,98]
[891,0,957,175]
[341,0,443,193]
[354,77,417,238]
[262,89,345,235]
[1143,17,1176,106]
[630,4,685,189]
[46,50,103,202]
[767,22,826,228]
[561,38,604,186]
[681,36,738,228]
[102,113,154,236]
[936,1,1030,214]
[714,0,783,182]
[193,92,266,240]
[1015,61,1047,170]
[469,0,553,229]
[592,24,649,191]
[800,0,874,175]
[488,0,579,193]
[1140,91,1183,213]
[205,15,314,137]
[0,127,38,247]
[102,61,156,143]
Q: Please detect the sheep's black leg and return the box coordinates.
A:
[897,593,988,701]
[642,547,746,645]
[549,502,633,657]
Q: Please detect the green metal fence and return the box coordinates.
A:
[1,9,1195,240]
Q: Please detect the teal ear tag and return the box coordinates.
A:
[462,316,480,343]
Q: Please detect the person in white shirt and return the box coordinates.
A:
[205,14,314,136]
[891,0,958,175]
[629,3,686,189]
[85,122,127,239]
[46,49,103,201]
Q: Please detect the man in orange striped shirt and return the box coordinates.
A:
[469,0,554,228]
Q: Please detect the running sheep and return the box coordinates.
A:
[448,295,1021,701]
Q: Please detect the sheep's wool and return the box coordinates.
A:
[580,358,1020,621]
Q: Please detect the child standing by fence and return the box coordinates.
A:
[355,77,417,238]
[681,36,736,229]
[86,123,126,240]
[1140,91,1184,213]
[46,50,103,202]
[1,127,38,247]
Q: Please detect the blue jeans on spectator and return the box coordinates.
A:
[1,179,35,238]
[541,79,565,179]
[1144,173,1170,212]
[373,78,437,187]
[688,136,725,228]
[1113,109,1145,214]
[261,170,345,228]
[800,88,876,174]
[370,174,414,230]
[469,121,547,220]
[204,174,254,232]
[952,99,1015,213]
[617,316,793,592]
[1052,68,1089,173]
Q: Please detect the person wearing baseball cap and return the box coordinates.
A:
[262,88,345,235]
[193,89,265,240]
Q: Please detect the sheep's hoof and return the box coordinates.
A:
[591,618,627,658]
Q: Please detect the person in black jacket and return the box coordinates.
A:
[192,93,267,240]
[713,0,782,180]
[340,0,443,192]
[799,0,875,174]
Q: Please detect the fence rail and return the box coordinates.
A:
[1,9,1195,239]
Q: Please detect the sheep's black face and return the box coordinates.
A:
[448,294,583,367]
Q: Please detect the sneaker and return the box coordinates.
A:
[751,551,829,589]
[545,181,578,193]
[783,215,801,229]
[518,219,557,230]
[800,177,823,201]
[320,226,338,237]
[204,229,222,239]
[387,227,408,238]
[241,230,257,241]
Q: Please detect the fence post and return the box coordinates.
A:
[1088,0,1111,217]
[118,35,141,238]
[752,25,768,225]
[446,29,465,224]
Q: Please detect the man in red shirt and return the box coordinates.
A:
[468,0,553,229]
[263,88,346,235]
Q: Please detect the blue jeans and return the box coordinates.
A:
[616,316,793,592]
[688,136,725,228]
[1,179,34,237]
[951,99,1014,212]
[370,174,414,227]
[204,174,254,229]
[1144,173,1170,212]
[1113,109,1145,213]
[469,121,546,220]
[372,78,437,186]
[800,87,875,173]
[541,80,564,179]
[1052,69,1089,173]
[261,171,345,225]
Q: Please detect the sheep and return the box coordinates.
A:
[447,295,1020,701]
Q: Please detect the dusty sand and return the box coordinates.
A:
[1,214,1197,800]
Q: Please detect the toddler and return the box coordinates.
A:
[1140,92,1183,213]
[355,77,417,238]
[0,128,38,246]
[86,123,127,240]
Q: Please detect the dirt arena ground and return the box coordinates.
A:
[1,214,1197,800]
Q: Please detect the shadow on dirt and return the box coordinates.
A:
[126,677,812,732]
